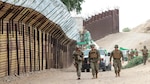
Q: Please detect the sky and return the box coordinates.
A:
[72,0,150,31]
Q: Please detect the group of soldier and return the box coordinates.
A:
[72,44,149,80]
[127,48,139,61]
[72,44,124,80]
[127,46,149,65]
[72,44,100,80]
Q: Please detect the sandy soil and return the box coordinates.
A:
[0,60,150,84]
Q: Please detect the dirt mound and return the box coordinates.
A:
[96,32,150,52]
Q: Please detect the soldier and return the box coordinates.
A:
[130,49,134,59]
[141,46,148,65]
[88,44,100,79]
[134,48,138,57]
[72,46,84,80]
[127,50,131,62]
[110,45,124,77]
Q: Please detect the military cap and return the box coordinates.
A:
[114,44,119,48]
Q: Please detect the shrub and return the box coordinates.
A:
[122,27,131,32]
[123,53,150,69]
[123,56,143,69]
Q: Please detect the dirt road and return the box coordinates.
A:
[1,32,150,84]
[1,61,150,84]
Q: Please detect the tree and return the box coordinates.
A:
[122,27,131,32]
[61,0,84,14]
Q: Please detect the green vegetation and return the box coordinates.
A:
[123,54,150,69]
[122,27,131,32]
[123,56,143,69]
[61,0,84,14]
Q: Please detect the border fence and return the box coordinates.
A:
[0,1,77,78]
[83,9,119,41]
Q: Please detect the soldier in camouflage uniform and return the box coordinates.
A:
[73,46,84,80]
[127,50,131,62]
[134,48,139,57]
[88,44,100,79]
[110,45,124,77]
[130,49,134,59]
[141,46,148,65]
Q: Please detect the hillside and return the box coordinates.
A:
[131,19,150,33]
[96,32,150,52]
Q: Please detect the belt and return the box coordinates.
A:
[90,58,97,60]
[114,58,120,60]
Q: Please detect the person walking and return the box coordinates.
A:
[141,46,148,65]
[88,44,100,79]
[72,46,84,80]
[110,45,124,77]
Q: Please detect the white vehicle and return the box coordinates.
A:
[99,49,107,71]
[81,49,110,72]
[81,49,91,72]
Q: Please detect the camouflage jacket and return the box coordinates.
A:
[73,50,84,62]
[88,49,100,62]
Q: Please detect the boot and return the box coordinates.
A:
[118,70,120,77]
[77,78,80,80]
[115,71,118,77]
[96,73,98,78]
[118,72,120,77]
[96,70,98,78]
[92,74,95,79]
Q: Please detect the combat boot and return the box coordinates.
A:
[92,75,95,79]
[118,70,120,77]
[96,73,98,78]
[118,72,120,77]
[115,71,118,77]
[95,70,98,78]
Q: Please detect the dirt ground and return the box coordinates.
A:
[0,60,150,84]
[1,31,150,84]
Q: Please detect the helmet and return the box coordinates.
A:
[114,45,118,48]
[90,44,95,47]
[75,45,80,49]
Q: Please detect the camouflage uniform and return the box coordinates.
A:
[88,45,100,79]
[73,46,84,80]
[110,45,123,77]
[141,46,148,65]
[127,50,131,62]
[130,49,134,59]
[134,49,138,57]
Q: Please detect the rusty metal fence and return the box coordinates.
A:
[83,9,119,41]
[0,1,78,78]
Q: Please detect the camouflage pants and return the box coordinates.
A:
[113,59,121,73]
[90,62,99,76]
[143,55,148,65]
[75,61,82,78]
[128,55,131,62]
